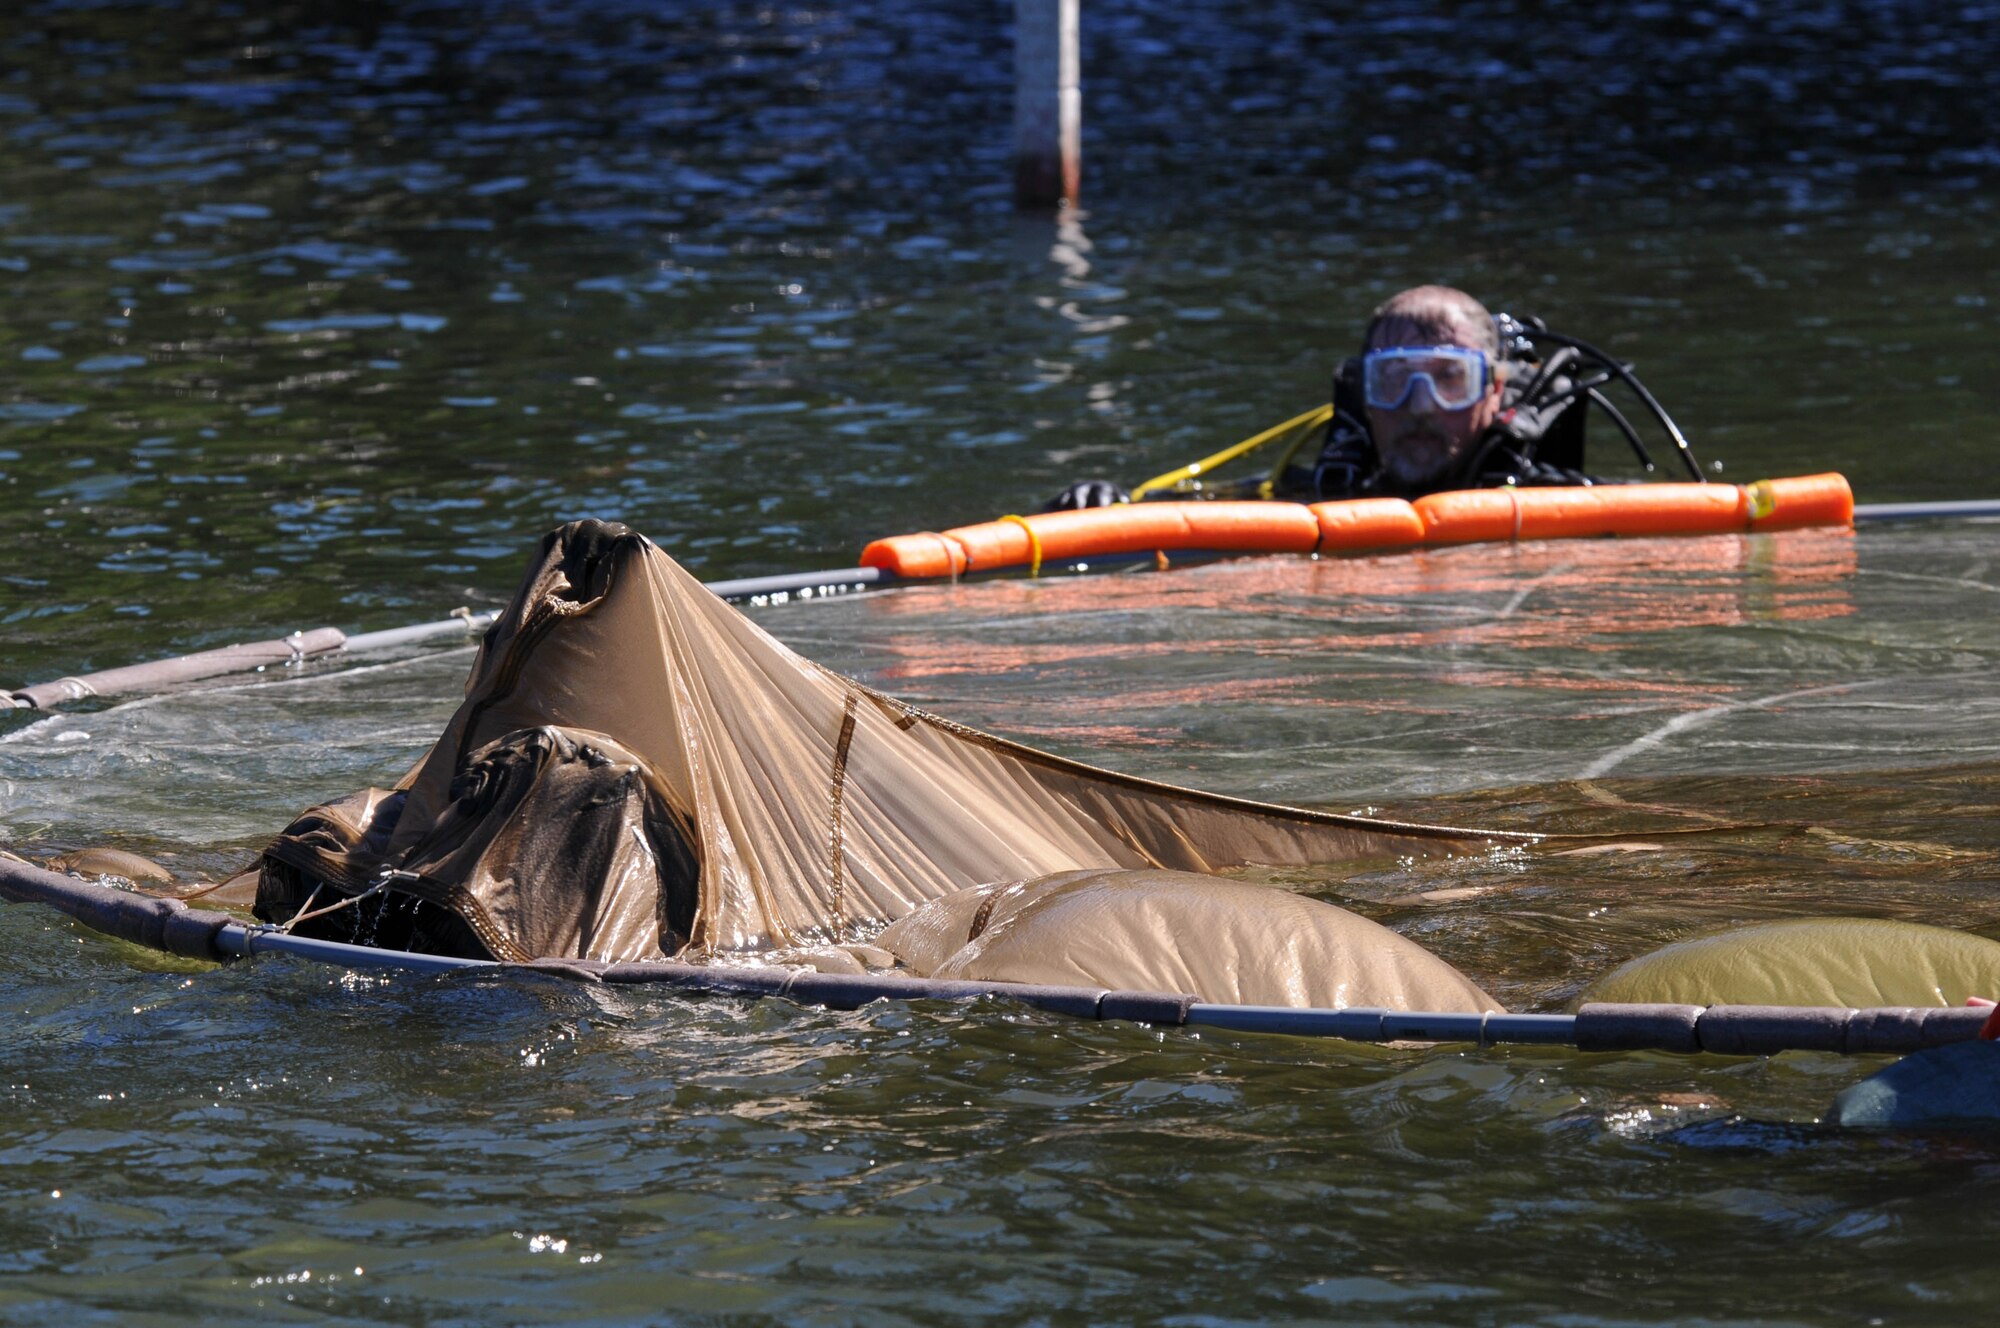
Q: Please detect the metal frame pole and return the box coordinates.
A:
[1014,0,1080,209]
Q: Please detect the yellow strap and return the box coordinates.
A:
[997,514,1043,578]
[1257,405,1337,498]
[1130,403,1334,500]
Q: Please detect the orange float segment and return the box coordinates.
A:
[1744,473,1854,531]
[1308,497,1425,550]
[860,531,969,579]
[1184,500,1325,553]
[1414,486,1623,542]
[926,502,1321,573]
[1028,501,1318,562]
[1416,483,1753,543]
[1412,489,1532,544]
[949,518,1035,569]
[1021,505,1190,562]
[1586,483,1745,537]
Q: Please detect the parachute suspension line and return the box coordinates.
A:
[997,514,1045,577]
[1130,403,1334,500]
[280,882,326,932]
[279,871,407,931]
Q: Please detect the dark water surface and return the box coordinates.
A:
[3,2,2000,1323]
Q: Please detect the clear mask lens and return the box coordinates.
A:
[1362,347,1489,411]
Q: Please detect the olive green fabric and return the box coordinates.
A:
[262,520,1517,961]
[877,869,1502,1012]
[1583,917,2000,1009]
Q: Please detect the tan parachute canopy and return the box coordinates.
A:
[878,869,1502,1012]
[259,520,1520,961]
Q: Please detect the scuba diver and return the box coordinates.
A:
[1045,284,1702,509]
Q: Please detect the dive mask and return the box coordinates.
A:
[1361,346,1492,411]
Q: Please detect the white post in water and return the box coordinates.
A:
[1014,0,1080,210]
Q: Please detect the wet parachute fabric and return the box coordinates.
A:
[1583,917,2000,1009]
[260,520,1506,961]
[877,870,1502,1011]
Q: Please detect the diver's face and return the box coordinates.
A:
[1364,320,1503,490]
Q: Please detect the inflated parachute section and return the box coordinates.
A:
[1583,918,2000,1010]
[878,869,1501,1012]
[260,520,1516,962]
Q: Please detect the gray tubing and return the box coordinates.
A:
[341,613,497,653]
[4,854,1990,1057]
[1852,499,2000,522]
[1186,1004,1577,1045]
[0,853,238,961]
[704,566,885,602]
[2,569,881,707]
[8,627,348,709]
[214,922,495,974]
[6,613,494,709]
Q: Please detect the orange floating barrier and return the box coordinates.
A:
[862,502,1322,579]
[1591,483,1754,537]
[1308,497,1426,551]
[1031,501,1320,564]
[1414,483,1746,544]
[858,530,970,580]
[858,475,1854,583]
[1744,472,1855,531]
[1413,489,1538,545]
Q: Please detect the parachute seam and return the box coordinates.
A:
[827,692,860,933]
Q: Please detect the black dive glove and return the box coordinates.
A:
[1043,479,1131,511]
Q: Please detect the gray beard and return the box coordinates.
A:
[1379,428,1469,488]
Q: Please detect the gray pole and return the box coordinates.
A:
[1014,0,1080,209]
